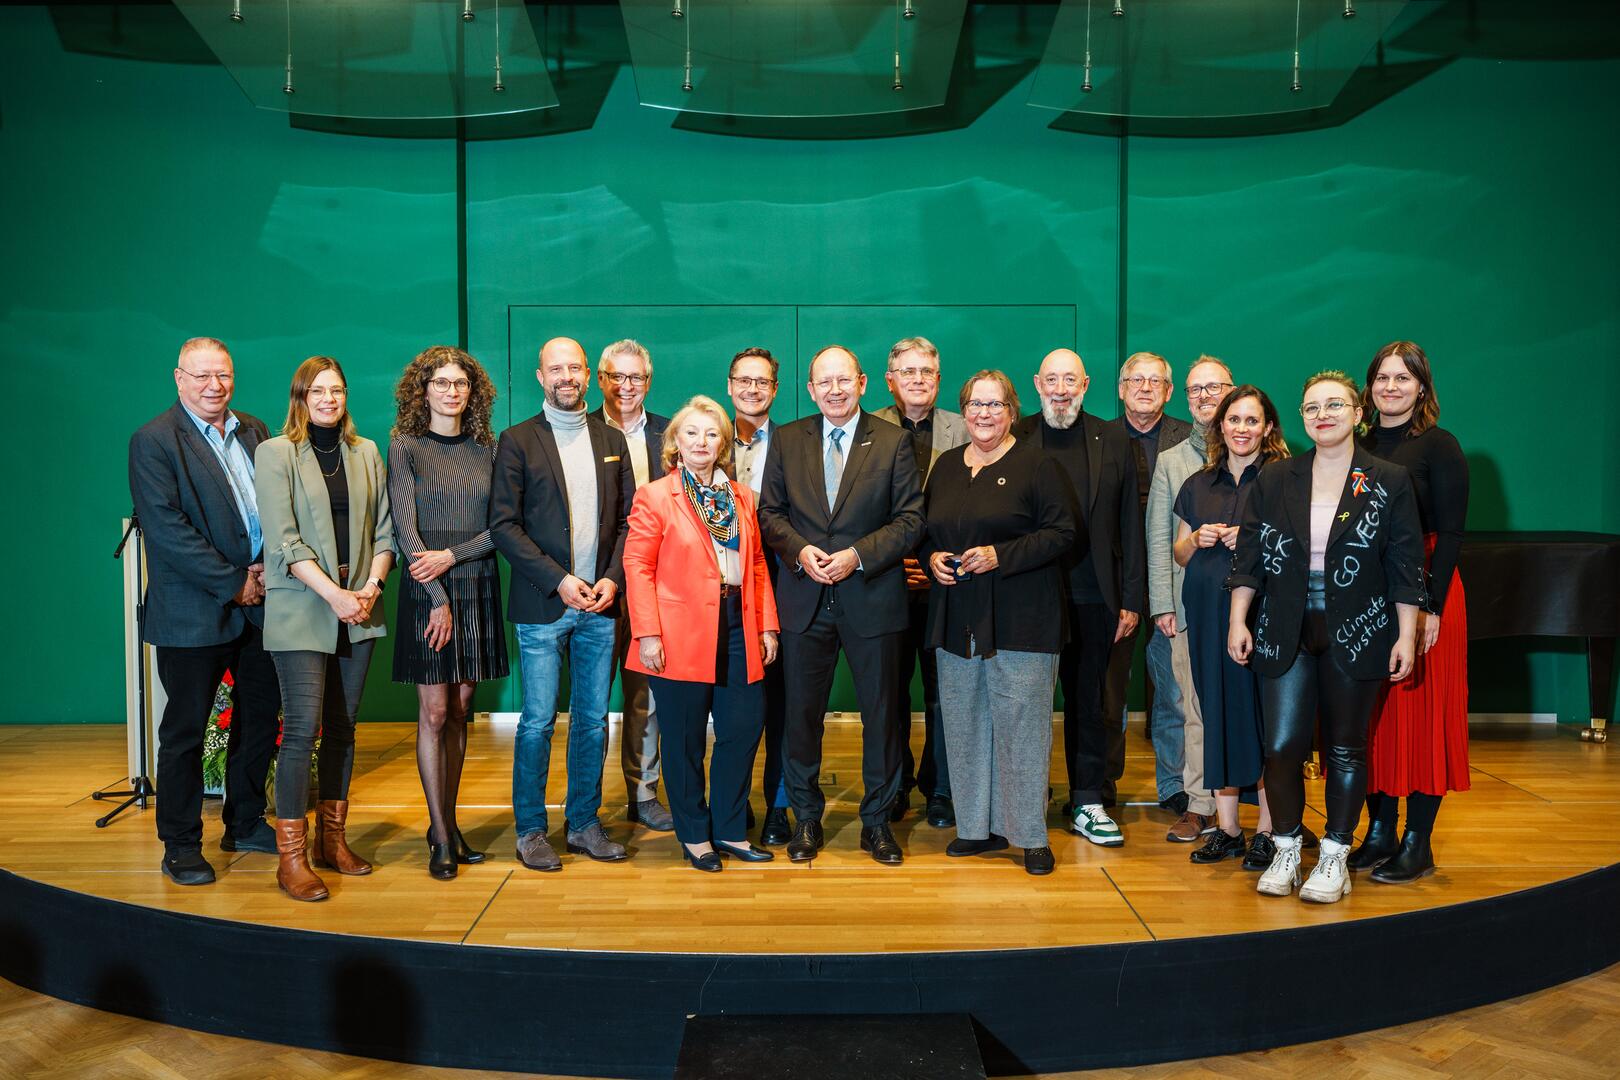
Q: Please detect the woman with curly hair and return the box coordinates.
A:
[389,345,508,880]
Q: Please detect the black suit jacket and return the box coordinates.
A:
[757,410,925,637]
[1016,410,1144,615]
[588,407,670,483]
[1230,446,1427,681]
[489,411,635,625]
[128,402,270,647]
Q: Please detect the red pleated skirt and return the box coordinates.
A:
[1368,535,1470,795]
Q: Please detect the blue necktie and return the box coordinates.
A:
[825,427,845,511]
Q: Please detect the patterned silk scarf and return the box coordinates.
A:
[681,467,740,550]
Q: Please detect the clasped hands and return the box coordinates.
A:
[926,546,998,586]
[638,630,779,674]
[233,563,266,606]
[1193,522,1239,551]
[798,544,860,585]
[329,579,382,626]
[558,573,620,613]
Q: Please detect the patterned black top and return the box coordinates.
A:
[387,431,497,609]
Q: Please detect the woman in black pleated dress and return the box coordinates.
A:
[390,346,509,880]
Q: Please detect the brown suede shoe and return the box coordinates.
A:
[314,800,373,876]
[275,818,329,902]
[1167,811,1215,843]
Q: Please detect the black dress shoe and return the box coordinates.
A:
[925,795,955,828]
[1190,829,1246,864]
[716,839,775,862]
[1024,847,1055,875]
[161,849,216,886]
[1370,830,1435,884]
[220,819,277,854]
[428,840,457,880]
[1241,831,1277,872]
[1158,791,1190,817]
[860,824,904,865]
[683,846,723,873]
[946,834,1010,857]
[451,828,487,865]
[786,818,824,862]
[1348,819,1399,872]
[889,786,913,823]
[760,807,792,847]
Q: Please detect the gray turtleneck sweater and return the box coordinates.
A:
[1146,419,1212,625]
[545,400,599,581]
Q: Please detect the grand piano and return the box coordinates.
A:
[1459,532,1620,742]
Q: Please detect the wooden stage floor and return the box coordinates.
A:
[1,719,1614,955]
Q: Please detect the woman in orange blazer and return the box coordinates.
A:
[623,395,780,872]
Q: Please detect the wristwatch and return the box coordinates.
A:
[367,576,386,594]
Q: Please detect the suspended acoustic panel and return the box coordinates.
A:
[1029,0,1407,118]
[620,0,968,117]
[173,0,557,119]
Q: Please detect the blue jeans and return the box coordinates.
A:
[513,610,616,835]
[1146,627,1186,802]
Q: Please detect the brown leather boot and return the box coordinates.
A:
[275,817,329,902]
[314,799,373,875]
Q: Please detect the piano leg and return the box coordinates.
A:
[1580,636,1615,743]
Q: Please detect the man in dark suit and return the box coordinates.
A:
[1016,348,1143,848]
[128,336,281,885]
[590,338,674,834]
[1107,352,1194,818]
[491,337,636,872]
[758,345,925,865]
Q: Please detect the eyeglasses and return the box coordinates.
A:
[730,376,776,390]
[889,366,938,382]
[603,372,649,388]
[307,386,348,401]
[813,376,858,393]
[965,400,1010,415]
[177,366,234,386]
[428,377,470,393]
[1187,381,1233,399]
[1300,399,1351,420]
[1224,415,1264,430]
[1121,374,1167,390]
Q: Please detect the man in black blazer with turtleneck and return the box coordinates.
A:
[129,337,282,886]
[1015,348,1143,849]
[757,345,925,866]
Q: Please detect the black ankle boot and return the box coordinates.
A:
[428,839,457,880]
[1370,830,1435,884]
[1348,818,1400,872]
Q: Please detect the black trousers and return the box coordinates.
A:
[1259,577,1383,843]
[649,594,764,847]
[897,590,951,799]
[781,593,904,827]
[1102,614,1151,801]
[1060,602,1119,807]
[153,625,281,852]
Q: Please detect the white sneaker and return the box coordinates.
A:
[1070,804,1124,847]
[1257,833,1302,896]
[1300,837,1353,903]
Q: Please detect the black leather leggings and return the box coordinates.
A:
[1260,573,1384,844]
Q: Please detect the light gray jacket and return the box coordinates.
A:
[1146,423,1211,626]
[873,404,969,481]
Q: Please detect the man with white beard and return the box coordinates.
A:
[1013,349,1144,847]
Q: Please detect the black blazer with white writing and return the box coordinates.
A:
[1228,446,1427,681]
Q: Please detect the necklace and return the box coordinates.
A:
[312,440,341,478]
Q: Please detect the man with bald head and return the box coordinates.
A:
[129,337,281,885]
[1016,348,1144,848]
[491,337,637,871]
[758,345,925,865]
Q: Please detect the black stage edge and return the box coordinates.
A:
[3,865,1617,1078]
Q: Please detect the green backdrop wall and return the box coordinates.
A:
[2,5,1614,724]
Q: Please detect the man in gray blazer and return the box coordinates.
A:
[128,337,281,885]
[590,338,674,834]
[874,335,968,829]
[1146,355,1232,842]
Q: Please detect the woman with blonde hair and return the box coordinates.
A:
[389,345,508,880]
[256,356,394,901]
[621,395,780,872]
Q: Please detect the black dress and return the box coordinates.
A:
[1174,462,1264,791]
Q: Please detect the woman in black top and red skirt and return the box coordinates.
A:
[1228,371,1427,903]
[1352,341,1470,884]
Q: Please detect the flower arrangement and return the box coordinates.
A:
[201,669,312,803]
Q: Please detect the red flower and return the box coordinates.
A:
[222,669,235,687]
[216,707,233,731]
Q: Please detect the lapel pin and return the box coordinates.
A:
[1350,468,1369,496]
[1338,511,1350,522]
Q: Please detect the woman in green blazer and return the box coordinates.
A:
[255,356,395,901]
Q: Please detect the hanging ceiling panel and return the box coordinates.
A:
[619,0,969,117]
[173,0,557,119]
[1029,0,1408,118]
